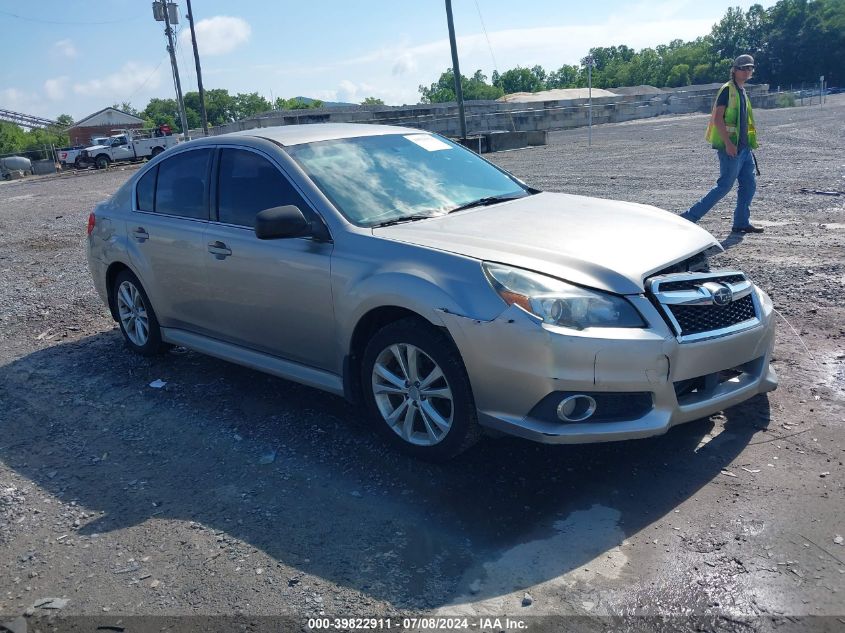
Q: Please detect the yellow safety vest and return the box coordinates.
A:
[705,81,758,150]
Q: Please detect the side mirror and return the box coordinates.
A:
[254,205,311,240]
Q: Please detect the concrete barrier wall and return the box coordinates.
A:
[32,160,57,175]
[192,85,777,139]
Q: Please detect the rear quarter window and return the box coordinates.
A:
[136,166,157,212]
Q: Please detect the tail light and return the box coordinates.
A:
[87,212,96,236]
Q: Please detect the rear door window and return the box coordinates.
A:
[217,148,309,227]
[136,166,157,212]
[154,149,213,219]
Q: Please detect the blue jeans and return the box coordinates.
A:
[686,148,756,226]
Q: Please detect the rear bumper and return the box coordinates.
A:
[442,287,777,444]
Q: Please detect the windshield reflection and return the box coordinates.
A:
[286,134,528,227]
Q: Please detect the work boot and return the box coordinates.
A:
[731,224,764,233]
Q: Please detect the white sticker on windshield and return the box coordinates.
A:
[404,134,452,151]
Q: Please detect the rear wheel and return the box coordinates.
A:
[96,155,110,170]
[113,270,166,356]
[361,318,480,461]
[150,146,164,157]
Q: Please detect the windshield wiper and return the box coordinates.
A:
[371,214,438,228]
[446,193,529,214]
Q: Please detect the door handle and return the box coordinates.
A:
[132,227,149,241]
[207,240,232,259]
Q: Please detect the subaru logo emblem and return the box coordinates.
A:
[713,285,733,306]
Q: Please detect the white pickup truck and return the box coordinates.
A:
[57,137,110,169]
[78,128,179,169]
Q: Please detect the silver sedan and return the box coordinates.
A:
[86,123,777,460]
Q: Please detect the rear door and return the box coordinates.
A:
[202,146,336,370]
[126,147,218,333]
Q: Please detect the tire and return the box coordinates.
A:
[361,317,480,461]
[95,155,110,170]
[150,147,164,157]
[113,270,166,356]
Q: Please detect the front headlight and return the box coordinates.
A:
[483,263,646,329]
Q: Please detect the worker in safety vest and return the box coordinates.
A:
[681,54,763,233]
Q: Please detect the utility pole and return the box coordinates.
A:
[153,1,190,139]
[584,55,596,147]
[444,0,467,140]
[186,0,209,135]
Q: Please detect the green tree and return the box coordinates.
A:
[55,114,74,126]
[142,98,180,131]
[361,97,385,105]
[465,70,503,100]
[710,7,750,61]
[273,97,324,110]
[0,121,28,154]
[666,63,692,87]
[493,66,545,94]
[202,88,235,125]
[419,68,503,103]
[692,63,714,84]
[111,101,141,116]
[231,92,272,120]
[546,64,582,88]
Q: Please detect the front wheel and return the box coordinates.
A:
[95,155,110,170]
[113,270,166,356]
[361,318,480,461]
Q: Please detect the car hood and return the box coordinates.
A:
[372,192,719,294]
[84,144,108,151]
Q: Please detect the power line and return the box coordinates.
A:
[0,9,146,25]
[473,0,499,74]
[124,55,170,103]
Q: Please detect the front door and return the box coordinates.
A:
[109,136,136,162]
[203,147,336,371]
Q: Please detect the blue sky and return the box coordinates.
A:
[1,0,774,121]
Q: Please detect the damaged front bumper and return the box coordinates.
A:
[440,287,777,444]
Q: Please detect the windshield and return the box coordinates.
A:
[285,133,530,227]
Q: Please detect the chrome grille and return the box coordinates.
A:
[647,271,761,342]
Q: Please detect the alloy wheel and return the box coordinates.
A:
[371,343,454,446]
[117,280,150,347]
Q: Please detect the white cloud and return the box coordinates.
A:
[180,16,251,56]
[44,77,70,101]
[0,88,29,110]
[0,87,55,117]
[392,53,417,76]
[72,62,163,100]
[53,39,78,59]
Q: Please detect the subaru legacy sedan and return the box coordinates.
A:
[86,123,777,460]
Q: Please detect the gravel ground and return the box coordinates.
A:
[0,97,843,633]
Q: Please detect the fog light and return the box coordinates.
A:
[556,395,597,422]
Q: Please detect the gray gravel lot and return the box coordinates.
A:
[0,97,843,632]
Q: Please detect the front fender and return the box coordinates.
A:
[332,246,506,358]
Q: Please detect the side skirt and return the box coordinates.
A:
[161,327,345,397]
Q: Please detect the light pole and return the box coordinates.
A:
[584,55,596,147]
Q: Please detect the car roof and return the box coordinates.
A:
[219,123,423,146]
